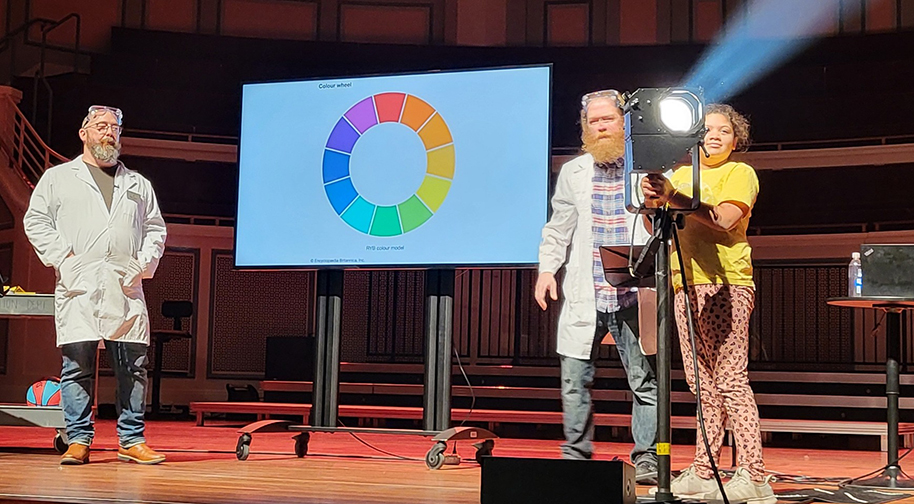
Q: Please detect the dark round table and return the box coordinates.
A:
[827,297,914,489]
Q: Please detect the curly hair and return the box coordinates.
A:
[705,103,750,152]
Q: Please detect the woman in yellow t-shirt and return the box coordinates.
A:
[641,104,773,504]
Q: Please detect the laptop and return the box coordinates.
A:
[861,244,914,298]
[599,245,655,288]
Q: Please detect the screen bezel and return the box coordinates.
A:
[233,63,554,270]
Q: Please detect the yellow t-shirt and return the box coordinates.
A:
[669,160,759,290]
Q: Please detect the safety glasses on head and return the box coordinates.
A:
[581,89,624,111]
[82,105,123,129]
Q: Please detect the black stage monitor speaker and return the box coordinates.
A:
[861,244,914,298]
[480,457,635,504]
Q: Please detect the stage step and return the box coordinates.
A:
[259,380,914,410]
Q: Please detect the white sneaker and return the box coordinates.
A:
[649,466,719,500]
[708,467,776,504]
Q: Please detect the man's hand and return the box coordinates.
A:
[534,272,558,310]
[640,174,673,207]
[120,258,145,288]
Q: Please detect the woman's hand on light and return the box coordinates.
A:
[641,174,672,207]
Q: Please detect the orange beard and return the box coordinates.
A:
[582,128,625,165]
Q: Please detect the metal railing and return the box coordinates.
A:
[0,18,60,74]
[162,213,236,227]
[747,219,914,236]
[33,14,81,142]
[124,127,238,145]
[0,15,81,140]
[0,92,67,188]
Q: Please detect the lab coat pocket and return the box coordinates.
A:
[120,258,144,290]
[566,299,592,328]
[58,255,87,297]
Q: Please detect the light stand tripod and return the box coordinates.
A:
[624,144,704,504]
[647,205,680,503]
[600,203,683,502]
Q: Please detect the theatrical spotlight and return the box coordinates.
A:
[622,87,705,213]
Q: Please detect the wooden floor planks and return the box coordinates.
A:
[1,419,913,503]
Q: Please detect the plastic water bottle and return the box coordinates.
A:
[848,252,862,297]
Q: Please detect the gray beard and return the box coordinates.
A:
[89,142,120,164]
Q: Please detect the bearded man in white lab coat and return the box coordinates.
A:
[23,106,167,465]
[535,90,658,483]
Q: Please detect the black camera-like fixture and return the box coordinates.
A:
[623,87,705,214]
[624,87,704,174]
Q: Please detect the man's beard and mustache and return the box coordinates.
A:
[582,128,625,165]
[88,138,121,165]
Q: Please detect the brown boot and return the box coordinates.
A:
[60,443,90,465]
[117,443,165,465]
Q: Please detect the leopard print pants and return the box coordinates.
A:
[674,284,766,482]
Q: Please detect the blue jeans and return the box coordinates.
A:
[560,305,658,462]
[60,340,149,448]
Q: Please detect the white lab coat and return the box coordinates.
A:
[538,153,650,360]
[23,157,167,347]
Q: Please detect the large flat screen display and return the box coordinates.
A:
[235,65,552,268]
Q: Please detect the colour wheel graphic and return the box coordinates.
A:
[322,93,455,236]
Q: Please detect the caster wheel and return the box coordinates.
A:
[294,432,310,458]
[425,441,447,470]
[54,433,68,454]
[474,439,494,464]
[236,433,252,461]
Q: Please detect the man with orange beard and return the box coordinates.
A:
[535,90,658,483]
[24,106,167,465]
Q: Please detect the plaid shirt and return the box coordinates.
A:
[592,160,638,313]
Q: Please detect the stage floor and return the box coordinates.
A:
[1,419,914,504]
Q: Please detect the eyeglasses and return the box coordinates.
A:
[581,89,624,110]
[81,105,123,128]
[85,122,124,135]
